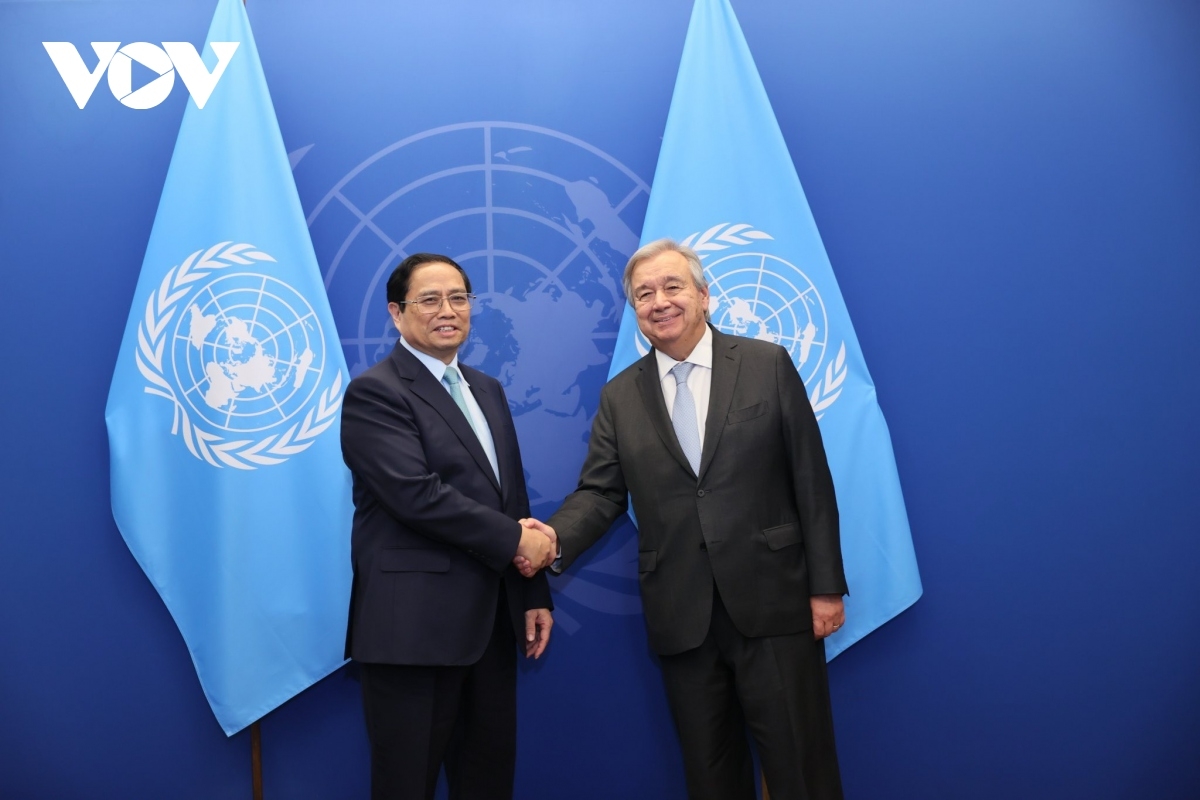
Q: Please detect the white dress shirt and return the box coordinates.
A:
[400,336,501,485]
[654,325,714,446]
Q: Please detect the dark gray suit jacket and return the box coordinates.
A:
[550,327,846,656]
[341,342,551,666]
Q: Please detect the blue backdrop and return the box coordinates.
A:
[2,1,1198,798]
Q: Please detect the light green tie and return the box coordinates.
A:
[442,366,480,438]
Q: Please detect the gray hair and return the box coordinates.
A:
[623,238,710,319]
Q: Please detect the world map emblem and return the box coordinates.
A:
[134,242,343,469]
[305,122,647,631]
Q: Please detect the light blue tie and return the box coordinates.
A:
[670,361,702,476]
[442,366,480,438]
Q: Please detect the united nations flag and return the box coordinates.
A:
[105,0,352,734]
[613,0,922,658]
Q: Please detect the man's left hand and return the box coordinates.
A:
[524,608,553,659]
[811,595,845,640]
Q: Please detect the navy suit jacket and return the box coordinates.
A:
[341,341,551,665]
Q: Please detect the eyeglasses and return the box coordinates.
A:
[398,293,476,314]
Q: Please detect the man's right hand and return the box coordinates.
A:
[513,518,557,577]
[514,519,556,575]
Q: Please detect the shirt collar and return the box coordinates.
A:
[655,325,714,382]
[400,335,464,385]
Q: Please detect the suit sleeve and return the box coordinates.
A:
[548,385,629,570]
[494,382,553,611]
[341,374,521,573]
[512,564,553,611]
[776,346,848,596]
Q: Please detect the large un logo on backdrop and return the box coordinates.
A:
[306,122,649,631]
[135,242,343,469]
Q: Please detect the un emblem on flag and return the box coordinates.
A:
[174,272,322,433]
[676,223,848,418]
[134,242,344,469]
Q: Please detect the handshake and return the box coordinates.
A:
[513,518,557,578]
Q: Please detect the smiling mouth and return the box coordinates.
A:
[432,325,459,334]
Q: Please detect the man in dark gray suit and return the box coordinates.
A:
[517,239,848,800]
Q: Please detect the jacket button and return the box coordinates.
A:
[697,489,705,497]
[699,542,708,551]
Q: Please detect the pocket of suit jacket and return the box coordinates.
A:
[726,401,768,425]
[762,522,802,550]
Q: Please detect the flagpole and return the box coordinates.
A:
[250,720,263,800]
[242,0,261,792]
[239,26,256,800]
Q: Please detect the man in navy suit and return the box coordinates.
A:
[340,253,557,800]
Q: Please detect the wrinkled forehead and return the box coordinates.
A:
[630,259,691,290]
[409,262,467,295]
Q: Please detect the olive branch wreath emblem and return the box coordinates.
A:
[681,223,847,419]
[133,241,344,470]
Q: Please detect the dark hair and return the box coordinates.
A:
[386,253,472,305]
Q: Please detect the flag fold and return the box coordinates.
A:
[611,0,922,658]
[105,0,352,733]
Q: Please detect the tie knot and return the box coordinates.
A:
[443,366,461,386]
[671,361,695,386]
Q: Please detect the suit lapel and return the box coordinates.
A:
[698,329,740,483]
[637,351,696,479]
[390,344,502,496]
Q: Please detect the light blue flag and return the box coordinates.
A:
[613,0,922,658]
[105,0,352,734]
